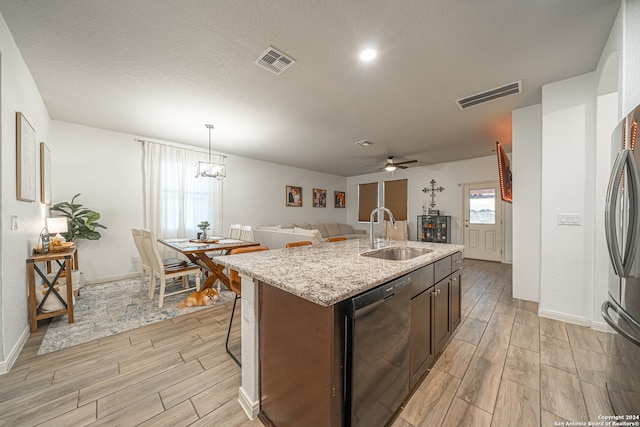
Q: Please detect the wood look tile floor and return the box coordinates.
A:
[0,259,613,426]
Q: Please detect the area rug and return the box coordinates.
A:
[37,278,234,355]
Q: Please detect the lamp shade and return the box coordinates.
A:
[46,217,68,234]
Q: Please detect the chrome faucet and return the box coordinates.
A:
[370,206,397,249]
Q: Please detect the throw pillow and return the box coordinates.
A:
[339,223,354,235]
[324,223,341,237]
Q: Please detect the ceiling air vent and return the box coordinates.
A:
[254,46,295,75]
[456,81,522,110]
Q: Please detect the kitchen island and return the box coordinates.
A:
[215,238,464,426]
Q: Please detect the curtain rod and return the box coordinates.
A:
[134,138,227,158]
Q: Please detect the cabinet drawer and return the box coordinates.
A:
[434,256,451,283]
[410,264,434,298]
[452,252,463,271]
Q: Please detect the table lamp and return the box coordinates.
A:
[46,217,68,244]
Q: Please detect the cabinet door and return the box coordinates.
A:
[410,289,433,389]
[433,279,450,356]
[450,270,461,330]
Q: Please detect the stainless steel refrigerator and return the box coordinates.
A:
[603,104,640,414]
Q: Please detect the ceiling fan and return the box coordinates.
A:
[377,156,417,171]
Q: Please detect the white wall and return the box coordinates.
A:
[221,156,347,231]
[0,12,52,370]
[49,121,145,282]
[539,72,596,324]
[623,0,640,115]
[49,121,348,282]
[346,155,513,262]
[512,104,542,302]
[511,1,638,330]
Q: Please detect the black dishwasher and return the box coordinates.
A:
[345,273,412,427]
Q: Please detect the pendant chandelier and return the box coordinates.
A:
[195,124,226,179]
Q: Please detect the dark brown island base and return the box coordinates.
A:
[216,239,464,426]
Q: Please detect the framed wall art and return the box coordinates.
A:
[40,142,52,205]
[313,188,327,208]
[16,112,37,202]
[286,185,302,207]
[335,191,346,208]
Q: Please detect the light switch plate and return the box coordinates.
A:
[558,213,582,226]
[10,215,18,230]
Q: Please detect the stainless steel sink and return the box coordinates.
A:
[361,247,433,261]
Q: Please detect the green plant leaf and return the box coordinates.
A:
[49,193,106,242]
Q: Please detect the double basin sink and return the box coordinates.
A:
[361,246,433,261]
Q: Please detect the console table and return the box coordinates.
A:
[26,246,76,332]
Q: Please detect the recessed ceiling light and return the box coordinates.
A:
[359,49,377,61]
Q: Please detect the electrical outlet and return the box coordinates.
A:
[131,256,140,264]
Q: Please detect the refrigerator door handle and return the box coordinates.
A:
[605,150,628,276]
[622,150,640,277]
[602,300,640,347]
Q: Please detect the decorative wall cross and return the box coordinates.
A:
[422,179,445,208]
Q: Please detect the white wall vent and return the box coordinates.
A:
[456,81,522,110]
[254,46,295,75]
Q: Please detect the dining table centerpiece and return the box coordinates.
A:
[197,221,211,241]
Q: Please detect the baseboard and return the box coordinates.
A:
[84,272,139,285]
[538,308,614,332]
[0,326,30,375]
[238,386,259,420]
[590,320,611,333]
[538,308,591,327]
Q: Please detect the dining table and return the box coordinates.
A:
[158,236,260,291]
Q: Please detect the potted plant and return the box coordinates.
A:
[197,221,210,241]
[50,193,107,241]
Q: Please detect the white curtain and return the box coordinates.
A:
[142,141,223,255]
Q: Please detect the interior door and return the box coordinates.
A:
[463,182,502,261]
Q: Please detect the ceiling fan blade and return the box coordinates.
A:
[394,159,417,166]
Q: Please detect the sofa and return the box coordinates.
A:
[253,222,366,249]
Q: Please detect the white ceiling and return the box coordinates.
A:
[0,0,620,176]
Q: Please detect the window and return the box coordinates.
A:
[358,182,379,222]
[142,141,222,239]
[384,179,408,221]
[161,158,215,234]
[469,188,496,224]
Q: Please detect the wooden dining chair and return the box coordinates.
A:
[228,224,242,239]
[141,229,202,308]
[238,225,252,241]
[226,245,270,366]
[326,237,347,242]
[286,241,313,248]
[383,220,408,241]
[131,228,182,291]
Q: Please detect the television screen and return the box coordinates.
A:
[496,141,512,203]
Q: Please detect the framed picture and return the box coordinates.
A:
[40,142,52,205]
[16,112,37,202]
[286,185,303,207]
[313,188,327,208]
[335,191,346,208]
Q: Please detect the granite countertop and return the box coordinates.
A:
[214,238,464,306]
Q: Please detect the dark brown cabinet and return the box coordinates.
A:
[259,282,345,427]
[258,251,463,426]
[433,278,451,356]
[409,252,463,388]
[409,264,434,390]
[450,252,463,330]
